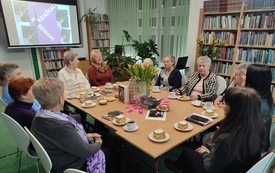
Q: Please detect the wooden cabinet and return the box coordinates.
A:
[197,2,275,82]
[86,13,110,56]
[39,47,67,77]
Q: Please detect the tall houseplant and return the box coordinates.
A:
[79,8,97,28]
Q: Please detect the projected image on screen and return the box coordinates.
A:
[0,0,81,48]
[13,1,30,22]
[22,26,39,44]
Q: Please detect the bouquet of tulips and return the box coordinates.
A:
[125,63,158,83]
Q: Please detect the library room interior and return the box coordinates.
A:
[0,0,275,173]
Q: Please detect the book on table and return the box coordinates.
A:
[185,113,213,126]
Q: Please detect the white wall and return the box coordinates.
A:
[0,0,201,78]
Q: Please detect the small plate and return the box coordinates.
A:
[148,132,170,142]
[92,88,100,92]
[123,125,139,132]
[66,95,76,99]
[94,93,101,97]
[106,97,115,102]
[112,117,130,126]
[173,123,193,131]
[191,100,203,107]
[105,86,113,89]
[201,111,219,118]
[176,96,190,101]
[81,102,96,108]
[203,105,215,110]
[167,95,177,99]
[155,105,171,112]
[152,89,161,93]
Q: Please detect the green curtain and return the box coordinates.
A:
[108,0,190,63]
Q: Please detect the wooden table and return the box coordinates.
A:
[65,87,225,172]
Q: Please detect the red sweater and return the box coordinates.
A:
[87,65,114,86]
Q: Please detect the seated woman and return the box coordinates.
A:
[87,49,114,86]
[155,55,182,91]
[175,56,217,102]
[58,51,90,92]
[245,64,273,151]
[164,87,266,173]
[4,78,36,129]
[31,77,105,173]
[0,63,41,111]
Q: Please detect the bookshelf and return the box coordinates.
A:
[39,47,90,77]
[197,0,275,83]
[86,13,110,56]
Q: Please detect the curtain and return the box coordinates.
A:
[108,0,190,64]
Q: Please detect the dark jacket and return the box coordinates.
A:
[155,68,182,91]
[5,100,36,129]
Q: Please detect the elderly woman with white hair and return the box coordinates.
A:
[31,77,105,173]
[58,51,90,92]
[175,56,218,102]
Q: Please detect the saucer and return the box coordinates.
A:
[176,96,190,101]
[81,102,96,108]
[167,95,177,99]
[201,111,219,118]
[92,88,100,92]
[93,93,101,97]
[66,95,76,99]
[152,89,161,93]
[112,118,130,126]
[191,100,203,107]
[203,106,215,110]
[148,132,170,142]
[123,125,139,132]
[173,123,193,132]
[105,86,113,89]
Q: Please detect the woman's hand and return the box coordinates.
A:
[87,133,101,140]
[195,145,210,155]
[94,137,103,144]
[214,96,223,106]
[189,95,198,101]
[172,89,180,95]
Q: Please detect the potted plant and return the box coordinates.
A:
[79,8,97,28]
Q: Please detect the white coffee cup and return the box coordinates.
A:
[86,88,92,94]
[105,82,112,88]
[126,120,136,130]
[204,102,214,109]
[169,92,176,98]
[68,92,75,98]
[153,86,160,91]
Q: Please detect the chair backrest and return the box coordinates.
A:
[0,113,33,156]
[216,76,227,95]
[182,74,187,85]
[247,151,275,173]
[24,127,52,173]
[0,98,6,113]
[64,168,87,173]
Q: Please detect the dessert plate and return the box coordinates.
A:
[81,102,96,108]
[155,105,171,112]
[112,117,130,126]
[201,111,218,118]
[66,95,76,99]
[148,132,170,142]
[152,89,161,93]
[203,105,215,110]
[123,125,139,132]
[176,96,190,101]
[173,123,193,132]
[191,100,203,107]
[167,95,177,99]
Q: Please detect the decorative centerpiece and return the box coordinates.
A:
[125,63,158,96]
[196,37,227,60]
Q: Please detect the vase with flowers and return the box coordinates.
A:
[125,63,158,96]
[196,37,227,60]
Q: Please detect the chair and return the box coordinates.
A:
[216,76,227,95]
[181,74,187,85]
[0,113,39,173]
[247,150,275,173]
[64,168,87,173]
[24,127,52,173]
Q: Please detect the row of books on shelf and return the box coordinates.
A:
[241,13,275,29]
[204,0,242,13]
[43,50,65,59]
[94,13,109,21]
[46,70,59,77]
[246,0,275,10]
[93,40,110,48]
[93,31,109,39]
[236,48,275,65]
[212,47,234,61]
[203,15,239,29]
[44,60,64,69]
[202,31,236,45]
[271,68,275,81]
[211,62,232,76]
[239,31,275,47]
[93,23,109,30]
